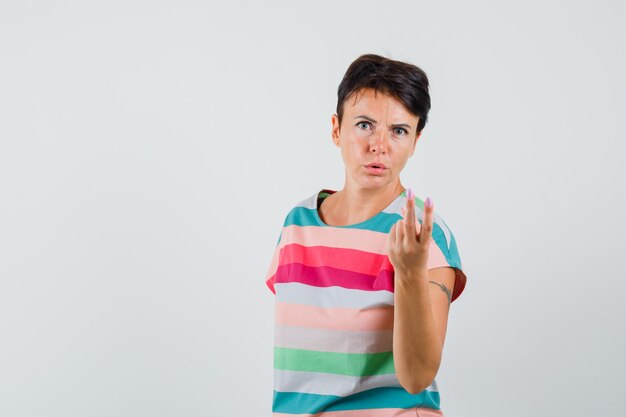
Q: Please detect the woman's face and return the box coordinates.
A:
[331,87,421,190]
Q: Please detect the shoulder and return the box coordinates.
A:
[411,195,456,250]
[410,194,463,272]
[413,195,467,302]
[290,190,320,212]
[281,189,324,227]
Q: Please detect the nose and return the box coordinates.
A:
[369,130,388,154]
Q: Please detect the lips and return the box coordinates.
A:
[366,162,387,169]
[364,163,387,175]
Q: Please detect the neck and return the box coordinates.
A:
[331,180,405,224]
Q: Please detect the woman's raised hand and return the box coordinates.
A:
[386,188,434,278]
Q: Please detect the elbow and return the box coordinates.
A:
[399,365,439,395]
[402,378,433,395]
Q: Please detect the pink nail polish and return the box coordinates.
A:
[407,188,414,200]
[425,197,433,208]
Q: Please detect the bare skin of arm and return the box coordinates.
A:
[393,267,455,394]
[387,190,456,394]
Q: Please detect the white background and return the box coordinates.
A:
[1,1,624,416]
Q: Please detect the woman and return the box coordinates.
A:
[264,54,467,417]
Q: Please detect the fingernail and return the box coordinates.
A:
[425,197,433,208]
[407,188,414,200]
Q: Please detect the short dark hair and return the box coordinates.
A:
[336,54,431,135]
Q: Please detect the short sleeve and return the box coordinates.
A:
[424,214,467,303]
[264,230,283,295]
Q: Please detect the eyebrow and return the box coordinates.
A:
[354,115,413,130]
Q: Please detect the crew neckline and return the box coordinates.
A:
[314,188,407,228]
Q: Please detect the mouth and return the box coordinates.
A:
[366,162,388,169]
[364,164,388,175]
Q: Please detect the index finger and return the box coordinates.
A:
[420,196,434,243]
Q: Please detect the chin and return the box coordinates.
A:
[360,179,393,189]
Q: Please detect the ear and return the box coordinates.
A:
[331,114,341,147]
[409,131,422,157]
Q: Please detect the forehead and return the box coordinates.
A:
[345,88,414,118]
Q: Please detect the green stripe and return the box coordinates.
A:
[275,347,395,376]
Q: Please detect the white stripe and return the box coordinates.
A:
[275,282,394,309]
[382,193,406,215]
[275,324,393,353]
[274,369,439,396]
[294,192,317,209]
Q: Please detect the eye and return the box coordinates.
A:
[356,121,372,130]
[394,127,408,136]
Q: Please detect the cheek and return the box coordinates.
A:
[394,153,412,170]
[354,128,371,139]
[340,145,361,166]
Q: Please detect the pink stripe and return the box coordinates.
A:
[265,243,283,294]
[282,243,389,276]
[274,407,443,417]
[426,243,451,270]
[266,254,280,282]
[280,225,388,254]
[268,223,455,295]
[277,225,452,271]
[276,302,394,331]
[414,409,444,417]
[266,276,275,294]
[275,263,394,292]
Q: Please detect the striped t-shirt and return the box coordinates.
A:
[264,189,467,417]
